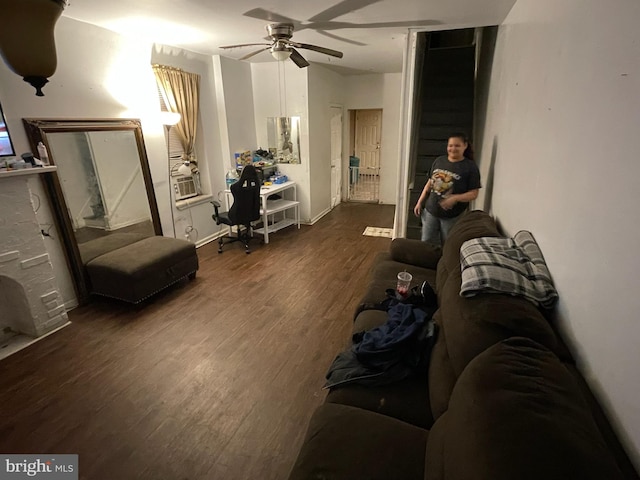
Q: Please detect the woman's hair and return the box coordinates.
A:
[449,132,474,161]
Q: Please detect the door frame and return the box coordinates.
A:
[329,104,343,209]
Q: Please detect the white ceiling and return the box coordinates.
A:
[63,0,516,74]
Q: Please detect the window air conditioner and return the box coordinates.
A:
[174,176,198,200]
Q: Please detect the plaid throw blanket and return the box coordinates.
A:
[460,231,558,308]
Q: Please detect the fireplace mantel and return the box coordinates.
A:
[0,166,57,179]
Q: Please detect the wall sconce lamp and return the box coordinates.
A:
[161,110,181,238]
[0,0,67,97]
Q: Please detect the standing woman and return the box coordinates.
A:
[413,133,481,246]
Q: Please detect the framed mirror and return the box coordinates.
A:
[0,101,16,158]
[267,116,301,164]
[23,118,162,303]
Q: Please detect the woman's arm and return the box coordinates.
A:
[413,179,432,216]
[439,189,479,210]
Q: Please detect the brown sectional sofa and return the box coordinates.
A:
[288,210,638,480]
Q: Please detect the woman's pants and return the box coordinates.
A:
[420,208,460,246]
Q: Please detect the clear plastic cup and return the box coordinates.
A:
[396,271,412,299]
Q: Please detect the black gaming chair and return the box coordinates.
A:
[211,165,261,254]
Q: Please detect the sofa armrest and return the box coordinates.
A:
[390,238,441,269]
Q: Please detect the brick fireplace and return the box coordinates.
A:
[0,170,68,344]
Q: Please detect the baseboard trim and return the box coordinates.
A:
[195,230,227,248]
[308,207,332,226]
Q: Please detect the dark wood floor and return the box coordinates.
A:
[0,202,395,480]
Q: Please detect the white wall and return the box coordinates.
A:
[343,73,402,205]
[217,56,257,168]
[0,17,167,307]
[478,0,640,469]
[151,45,223,244]
[307,65,345,222]
[251,62,313,222]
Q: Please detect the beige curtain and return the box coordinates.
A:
[153,64,200,163]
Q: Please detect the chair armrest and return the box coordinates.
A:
[211,200,222,224]
[389,238,441,269]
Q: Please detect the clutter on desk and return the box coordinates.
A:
[272,174,288,184]
[234,148,289,186]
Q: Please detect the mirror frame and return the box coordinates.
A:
[22,118,162,303]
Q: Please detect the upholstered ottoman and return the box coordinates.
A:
[85,236,198,303]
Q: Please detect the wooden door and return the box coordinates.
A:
[355,109,382,170]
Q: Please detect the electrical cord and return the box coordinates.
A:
[30,192,41,213]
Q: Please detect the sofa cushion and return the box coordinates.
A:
[86,236,198,303]
[438,274,559,377]
[564,364,640,479]
[436,210,501,295]
[389,238,441,269]
[424,337,624,480]
[288,403,428,480]
[325,374,433,428]
[78,232,149,265]
[433,209,561,404]
[357,255,437,317]
[427,311,457,421]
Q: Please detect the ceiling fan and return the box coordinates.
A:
[220,23,343,68]
[243,0,440,46]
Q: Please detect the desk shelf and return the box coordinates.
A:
[254,218,298,235]
[256,199,300,237]
[261,199,300,215]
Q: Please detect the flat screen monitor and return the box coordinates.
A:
[0,101,16,157]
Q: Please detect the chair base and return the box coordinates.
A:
[218,224,260,254]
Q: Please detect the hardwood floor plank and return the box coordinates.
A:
[0,203,396,480]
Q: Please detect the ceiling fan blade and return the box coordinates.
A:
[240,47,271,60]
[289,48,310,68]
[311,19,441,31]
[316,29,367,46]
[220,43,271,50]
[244,8,297,25]
[308,0,382,22]
[289,42,343,58]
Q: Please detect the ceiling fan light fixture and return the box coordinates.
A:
[271,44,291,62]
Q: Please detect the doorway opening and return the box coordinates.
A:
[348,109,382,203]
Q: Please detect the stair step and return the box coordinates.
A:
[419,125,470,139]
[422,96,473,112]
[406,225,422,240]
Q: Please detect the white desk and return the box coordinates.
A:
[225,180,300,244]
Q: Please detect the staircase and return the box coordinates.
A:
[407,30,476,239]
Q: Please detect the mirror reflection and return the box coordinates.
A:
[47,130,155,244]
[23,118,161,303]
[267,116,301,164]
[0,101,15,157]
